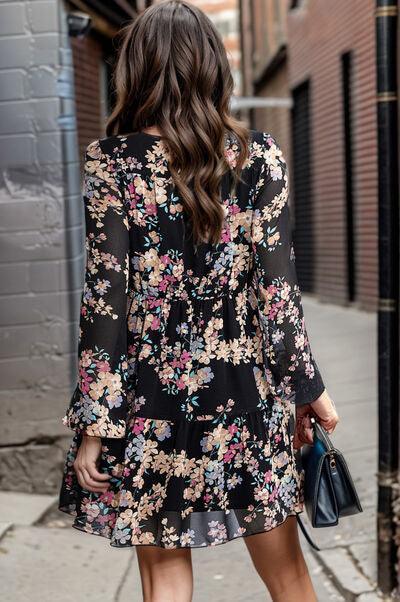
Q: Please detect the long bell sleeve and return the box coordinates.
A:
[62,139,130,438]
[251,133,325,406]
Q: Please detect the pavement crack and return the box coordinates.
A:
[309,545,368,602]
[346,545,378,589]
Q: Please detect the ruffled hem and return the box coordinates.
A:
[59,504,304,549]
[58,401,305,549]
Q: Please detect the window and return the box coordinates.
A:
[290,0,304,8]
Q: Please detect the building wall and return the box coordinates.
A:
[253,67,291,163]
[287,0,378,309]
[0,0,83,492]
[239,0,291,175]
[251,0,289,77]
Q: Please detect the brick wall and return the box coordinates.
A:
[239,0,378,310]
[0,0,83,492]
[287,0,378,310]
[71,34,107,166]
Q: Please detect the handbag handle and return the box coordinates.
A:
[297,414,335,551]
[310,415,332,447]
[296,514,321,551]
[296,415,322,551]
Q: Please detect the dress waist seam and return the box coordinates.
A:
[128,284,254,303]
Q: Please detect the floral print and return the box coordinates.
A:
[59,130,325,548]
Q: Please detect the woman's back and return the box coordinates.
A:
[58,6,338,595]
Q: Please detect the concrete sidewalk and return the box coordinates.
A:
[0,297,381,601]
[302,297,379,600]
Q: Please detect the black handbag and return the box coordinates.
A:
[295,416,363,551]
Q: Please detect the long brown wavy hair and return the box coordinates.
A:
[106,0,249,245]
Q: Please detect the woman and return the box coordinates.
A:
[59,2,339,601]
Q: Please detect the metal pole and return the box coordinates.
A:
[376,0,400,594]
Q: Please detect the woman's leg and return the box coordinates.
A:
[244,515,317,602]
[136,546,193,602]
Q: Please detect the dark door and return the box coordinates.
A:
[341,51,356,302]
[291,80,314,292]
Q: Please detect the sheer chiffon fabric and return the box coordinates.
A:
[59,130,324,548]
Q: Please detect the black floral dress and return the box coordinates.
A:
[59,130,325,548]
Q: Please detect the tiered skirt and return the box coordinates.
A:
[59,396,305,549]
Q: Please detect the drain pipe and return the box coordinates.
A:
[376,0,400,595]
[58,2,87,375]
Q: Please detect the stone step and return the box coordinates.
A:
[0,491,57,527]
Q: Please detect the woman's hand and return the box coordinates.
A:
[293,389,340,450]
[74,434,111,493]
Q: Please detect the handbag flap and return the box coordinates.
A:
[331,450,363,515]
